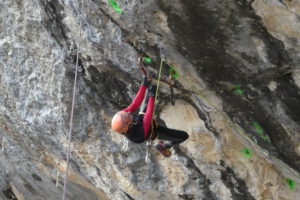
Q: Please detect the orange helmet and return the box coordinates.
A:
[111,111,133,133]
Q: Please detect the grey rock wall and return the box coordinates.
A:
[0,0,300,199]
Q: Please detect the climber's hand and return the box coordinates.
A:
[142,75,152,87]
[149,85,157,97]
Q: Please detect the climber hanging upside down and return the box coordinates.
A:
[111,75,189,157]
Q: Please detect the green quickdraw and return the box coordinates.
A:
[286,178,296,190]
[167,65,178,105]
[143,56,152,64]
[137,54,179,106]
[168,66,179,79]
[108,0,122,14]
[241,147,253,158]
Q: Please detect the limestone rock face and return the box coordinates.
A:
[0,0,300,199]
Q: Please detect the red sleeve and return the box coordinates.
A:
[143,97,155,138]
[122,85,147,112]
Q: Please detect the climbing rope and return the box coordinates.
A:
[1,137,4,152]
[153,59,164,114]
[62,0,84,199]
[145,59,164,164]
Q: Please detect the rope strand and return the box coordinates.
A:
[62,0,84,199]
[148,59,164,139]
[153,59,164,117]
[145,59,164,164]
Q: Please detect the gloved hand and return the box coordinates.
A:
[149,84,157,97]
[142,75,152,87]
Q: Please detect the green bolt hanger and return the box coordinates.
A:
[143,56,152,64]
[253,122,270,142]
[287,178,296,190]
[253,122,264,134]
[109,0,122,13]
[241,148,253,158]
[168,66,179,79]
[233,85,244,95]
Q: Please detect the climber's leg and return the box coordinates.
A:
[154,125,188,157]
[156,125,189,146]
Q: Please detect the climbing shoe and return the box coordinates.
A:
[154,141,172,157]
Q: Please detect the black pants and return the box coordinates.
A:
[155,125,189,145]
[140,89,189,146]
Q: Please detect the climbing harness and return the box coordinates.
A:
[62,0,84,199]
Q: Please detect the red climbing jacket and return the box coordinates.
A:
[122,85,155,143]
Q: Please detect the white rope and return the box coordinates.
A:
[1,137,4,152]
[62,0,84,199]
[56,171,60,187]
[144,59,164,164]
[145,140,152,164]
[121,138,129,152]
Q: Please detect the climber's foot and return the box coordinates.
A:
[154,141,172,157]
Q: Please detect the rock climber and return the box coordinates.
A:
[111,75,189,157]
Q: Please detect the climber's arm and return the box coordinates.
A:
[122,75,152,112]
[143,96,155,138]
[122,85,147,112]
[142,85,156,138]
